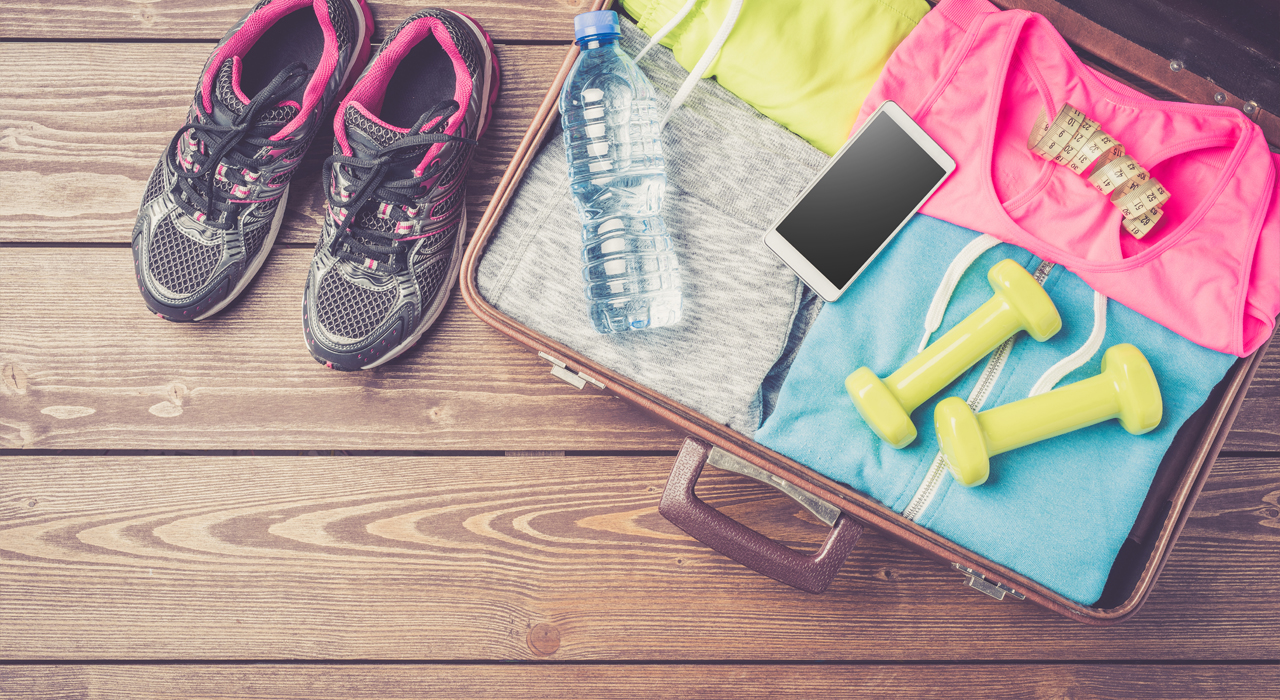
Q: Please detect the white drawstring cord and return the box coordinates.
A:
[634,0,699,63]
[632,0,746,130]
[917,234,1001,353]
[1028,291,1107,396]
[658,0,743,128]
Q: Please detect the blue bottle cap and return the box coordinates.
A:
[574,10,620,41]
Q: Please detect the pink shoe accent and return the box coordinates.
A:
[199,0,370,141]
[457,11,501,141]
[275,0,349,140]
[200,0,313,114]
[346,0,375,94]
[334,12,475,160]
[396,231,438,242]
[230,56,251,105]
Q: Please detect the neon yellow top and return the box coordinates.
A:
[621,0,930,155]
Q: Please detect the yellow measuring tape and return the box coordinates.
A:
[1028,104,1169,239]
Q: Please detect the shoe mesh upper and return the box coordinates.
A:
[430,184,465,221]
[413,249,452,303]
[417,224,456,256]
[353,208,396,235]
[243,200,280,262]
[345,105,405,149]
[142,162,168,206]
[435,11,482,76]
[304,7,488,360]
[215,61,247,117]
[214,58,302,124]
[315,269,397,339]
[326,0,354,48]
[430,136,469,189]
[150,214,222,295]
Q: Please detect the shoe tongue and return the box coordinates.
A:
[211,58,302,128]
[338,104,453,257]
[342,103,451,160]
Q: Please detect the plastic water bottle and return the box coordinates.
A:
[561,10,682,334]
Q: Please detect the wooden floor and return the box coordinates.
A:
[2,1,1279,697]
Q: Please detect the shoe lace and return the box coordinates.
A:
[166,62,311,231]
[322,101,476,273]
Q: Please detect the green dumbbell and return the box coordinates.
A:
[846,259,1062,448]
[934,343,1163,487]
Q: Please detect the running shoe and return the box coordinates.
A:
[303,9,499,370]
[132,0,373,321]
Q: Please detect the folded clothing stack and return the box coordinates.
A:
[621,0,929,155]
[757,0,1275,604]
[477,19,827,434]
[755,215,1235,605]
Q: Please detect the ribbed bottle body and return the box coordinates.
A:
[561,36,681,333]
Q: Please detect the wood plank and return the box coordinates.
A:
[2,249,1269,453]
[3,247,1275,451]
[1228,327,1280,451]
[0,1,583,42]
[0,43,565,244]
[0,248,683,451]
[1,246,1276,451]
[5,664,1280,699]
[2,454,1279,660]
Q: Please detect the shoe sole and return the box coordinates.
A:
[356,12,498,371]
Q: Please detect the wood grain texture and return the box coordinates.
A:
[1,247,1275,452]
[0,248,684,451]
[5,664,1280,699]
[0,43,564,243]
[2,454,1279,660]
[0,1,587,41]
[1228,331,1280,451]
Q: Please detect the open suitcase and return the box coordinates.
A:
[461,0,1275,624]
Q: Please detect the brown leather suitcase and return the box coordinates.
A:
[460,0,1274,624]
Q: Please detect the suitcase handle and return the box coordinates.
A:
[659,438,863,594]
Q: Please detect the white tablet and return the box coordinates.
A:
[763,100,956,302]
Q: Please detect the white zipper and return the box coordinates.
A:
[902,259,1056,522]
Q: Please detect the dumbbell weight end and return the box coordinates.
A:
[935,343,1163,487]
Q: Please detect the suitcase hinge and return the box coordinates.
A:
[538,352,604,390]
[953,563,1025,601]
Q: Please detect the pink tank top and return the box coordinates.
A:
[853,0,1279,356]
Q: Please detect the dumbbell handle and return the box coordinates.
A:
[887,294,1026,412]
[975,373,1119,457]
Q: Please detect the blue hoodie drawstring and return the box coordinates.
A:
[917,233,1001,353]
[1028,289,1107,395]
[922,237,1107,397]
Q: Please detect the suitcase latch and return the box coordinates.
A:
[706,447,841,527]
[538,352,604,390]
[953,563,1025,601]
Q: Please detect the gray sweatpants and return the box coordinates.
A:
[477,20,828,435]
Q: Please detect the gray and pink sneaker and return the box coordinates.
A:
[304,9,498,371]
[133,0,373,322]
